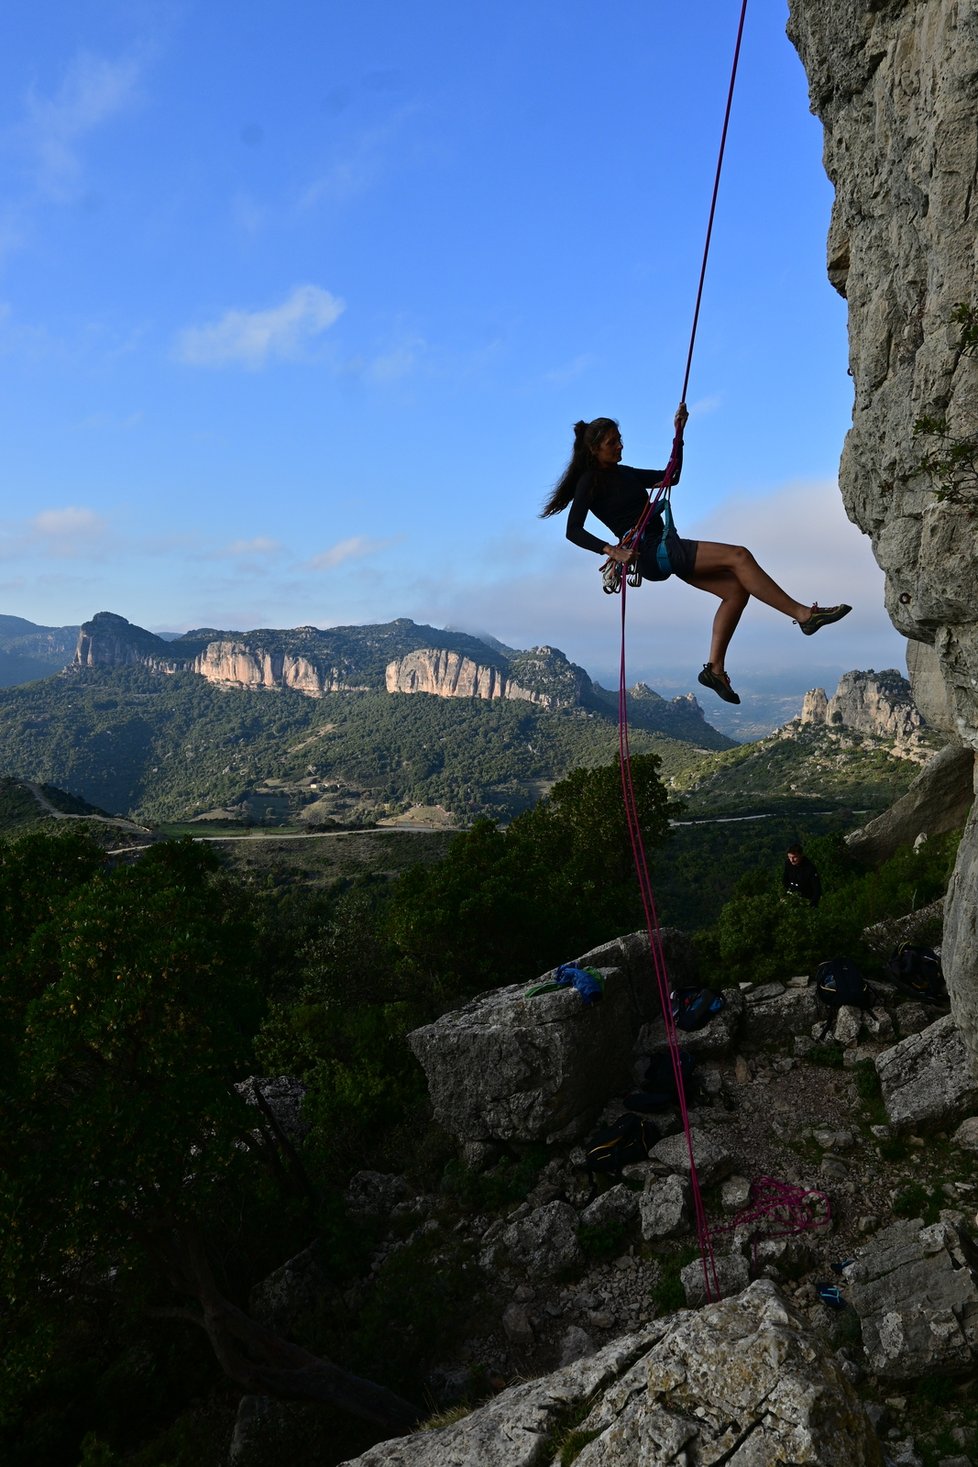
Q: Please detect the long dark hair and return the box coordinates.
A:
[539,417,619,517]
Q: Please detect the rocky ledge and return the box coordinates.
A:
[233,930,978,1467]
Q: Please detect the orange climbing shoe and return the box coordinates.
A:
[697,664,740,705]
[799,603,852,635]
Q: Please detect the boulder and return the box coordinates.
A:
[408,932,682,1145]
[234,1075,309,1145]
[337,1327,666,1466]
[739,984,818,1052]
[680,1250,750,1307]
[648,1127,735,1187]
[876,1014,978,1131]
[862,899,945,958]
[580,1182,640,1233]
[951,1116,978,1153]
[248,1244,335,1335]
[345,1171,411,1217]
[639,1174,689,1242]
[581,1280,882,1464]
[486,1199,581,1279]
[637,984,744,1060]
[337,1283,882,1466]
[845,744,974,866]
[847,1217,978,1381]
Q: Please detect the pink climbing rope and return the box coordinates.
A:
[617,583,719,1299]
[615,0,750,1305]
[711,1176,833,1269]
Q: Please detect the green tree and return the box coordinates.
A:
[384,753,676,994]
[0,831,417,1450]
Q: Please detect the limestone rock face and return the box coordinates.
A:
[875,1012,978,1131]
[190,641,360,694]
[384,645,585,709]
[846,741,975,865]
[800,686,829,724]
[800,669,924,744]
[75,611,176,673]
[788,0,978,1073]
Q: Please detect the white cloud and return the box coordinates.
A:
[21,51,143,202]
[28,505,110,557]
[175,284,345,369]
[364,337,426,383]
[32,506,105,537]
[299,111,416,210]
[308,535,397,570]
[223,536,283,558]
[543,354,594,386]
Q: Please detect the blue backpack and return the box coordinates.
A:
[671,986,725,1032]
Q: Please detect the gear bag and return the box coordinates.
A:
[670,986,725,1032]
[812,957,877,1040]
[884,943,947,1005]
[583,1113,657,1197]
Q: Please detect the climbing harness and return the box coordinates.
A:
[615,0,750,1305]
[600,494,678,594]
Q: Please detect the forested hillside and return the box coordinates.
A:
[0,666,720,824]
[673,721,938,817]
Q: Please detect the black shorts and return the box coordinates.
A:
[637,535,698,583]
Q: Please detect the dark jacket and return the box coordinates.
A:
[782,856,821,907]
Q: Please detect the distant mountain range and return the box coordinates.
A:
[0,611,734,825]
[0,614,79,686]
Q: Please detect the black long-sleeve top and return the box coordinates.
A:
[565,449,683,555]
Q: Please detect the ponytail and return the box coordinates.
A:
[540,416,618,518]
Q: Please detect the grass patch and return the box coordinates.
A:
[441,1147,548,1213]
[807,1044,845,1070]
[892,1182,942,1225]
[416,1403,475,1432]
[650,1246,699,1315]
[878,1135,911,1162]
[578,1217,631,1262]
[539,1395,600,1466]
[560,1427,601,1464]
[853,1060,881,1100]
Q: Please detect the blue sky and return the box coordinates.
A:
[0,0,907,698]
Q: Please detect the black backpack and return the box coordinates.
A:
[812,957,876,1039]
[583,1113,657,1195]
[671,986,725,1032]
[885,944,947,1004]
[624,1049,697,1113]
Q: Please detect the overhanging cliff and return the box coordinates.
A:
[788,0,978,1067]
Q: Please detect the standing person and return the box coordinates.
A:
[783,843,822,907]
[540,408,851,705]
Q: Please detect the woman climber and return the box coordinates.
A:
[540,406,851,705]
